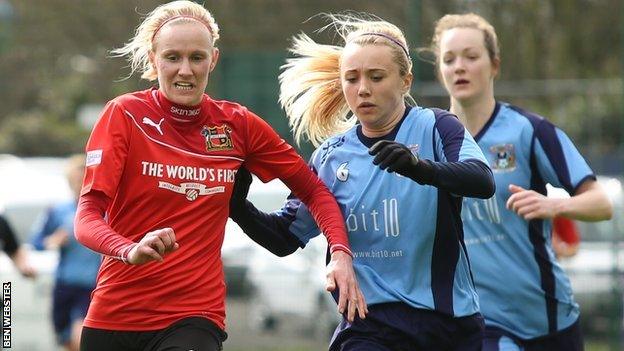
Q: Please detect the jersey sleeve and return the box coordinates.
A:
[81,101,132,199]
[432,109,488,164]
[533,120,595,194]
[427,109,494,198]
[0,215,19,256]
[230,150,326,248]
[30,207,61,251]
[242,110,306,182]
[260,151,333,247]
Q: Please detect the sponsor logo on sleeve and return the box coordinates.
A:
[86,150,103,167]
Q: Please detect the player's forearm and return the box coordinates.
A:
[556,182,612,221]
[74,191,136,261]
[282,163,352,257]
[425,159,495,199]
[231,199,302,256]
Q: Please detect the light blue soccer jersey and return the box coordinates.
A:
[31,201,101,288]
[462,102,595,339]
[278,106,488,317]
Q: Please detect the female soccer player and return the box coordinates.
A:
[426,13,613,351]
[73,2,365,350]
[31,154,99,351]
[229,13,495,350]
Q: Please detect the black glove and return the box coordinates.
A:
[368,140,434,185]
[229,166,253,219]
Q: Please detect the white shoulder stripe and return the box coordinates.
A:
[124,110,244,162]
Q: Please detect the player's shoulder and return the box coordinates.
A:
[409,105,459,128]
[111,89,152,107]
[312,131,353,167]
[499,101,555,132]
[207,97,250,120]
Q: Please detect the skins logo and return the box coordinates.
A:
[490,143,516,172]
[201,125,233,151]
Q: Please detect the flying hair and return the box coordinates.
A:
[110,0,220,81]
[279,13,414,147]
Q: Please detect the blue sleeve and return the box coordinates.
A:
[230,153,324,256]
[427,109,495,198]
[30,207,60,251]
[533,120,595,194]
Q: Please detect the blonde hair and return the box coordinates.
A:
[280,13,414,147]
[425,13,499,74]
[111,0,220,81]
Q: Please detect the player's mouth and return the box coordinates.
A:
[174,82,195,90]
[454,79,470,86]
[357,102,376,113]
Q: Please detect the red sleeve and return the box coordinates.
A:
[242,109,304,182]
[74,190,136,262]
[553,216,580,245]
[82,101,131,199]
[282,161,352,257]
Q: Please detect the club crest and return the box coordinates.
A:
[201,124,233,151]
[489,143,516,172]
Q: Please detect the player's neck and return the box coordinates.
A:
[450,95,496,137]
[155,88,205,122]
[360,103,406,138]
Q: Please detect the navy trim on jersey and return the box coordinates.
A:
[432,108,464,162]
[528,139,557,333]
[430,108,467,315]
[432,190,463,315]
[508,105,573,194]
[572,174,597,195]
[356,105,412,147]
[473,102,501,143]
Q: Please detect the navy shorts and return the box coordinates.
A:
[80,317,227,351]
[52,283,92,344]
[329,302,484,351]
[483,319,583,351]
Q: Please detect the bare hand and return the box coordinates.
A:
[126,227,179,265]
[11,247,37,278]
[325,250,368,322]
[44,229,70,250]
[506,184,560,220]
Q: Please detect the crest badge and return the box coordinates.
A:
[201,124,233,151]
[489,143,516,172]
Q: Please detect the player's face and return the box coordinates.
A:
[150,21,219,106]
[341,44,411,133]
[438,27,498,105]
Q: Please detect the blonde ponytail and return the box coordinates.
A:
[279,33,355,146]
[279,13,413,146]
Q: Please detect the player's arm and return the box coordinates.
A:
[75,190,179,265]
[0,215,36,278]
[368,110,495,199]
[229,167,303,257]
[507,121,612,221]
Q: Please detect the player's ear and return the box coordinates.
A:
[209,48,219,72]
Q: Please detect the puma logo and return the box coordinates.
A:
[142,117,164,135]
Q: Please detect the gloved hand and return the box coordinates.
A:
[368,140,433,184]
[229,167,253,219]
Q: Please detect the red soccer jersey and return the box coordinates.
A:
[81,89,308,331]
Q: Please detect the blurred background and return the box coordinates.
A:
[0,0,622,350]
